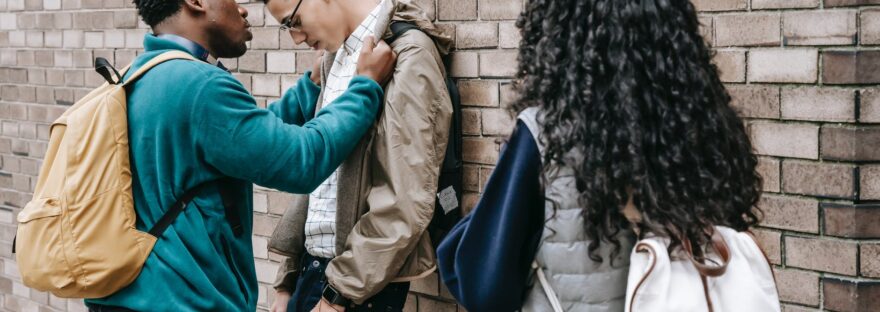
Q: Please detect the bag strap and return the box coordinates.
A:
[121,51,197,87]
[148,182,213,237]
[682,229,730,277]
[532,261,564,312]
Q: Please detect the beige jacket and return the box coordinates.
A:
[267,0,454,304]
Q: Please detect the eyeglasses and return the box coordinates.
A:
[279,0,304,32]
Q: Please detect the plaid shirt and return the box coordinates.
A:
[304,0,392,259]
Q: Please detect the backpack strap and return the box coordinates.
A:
[121,51,197,87]
[148,182,214,237]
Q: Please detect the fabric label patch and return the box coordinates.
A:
[437,186,459,214]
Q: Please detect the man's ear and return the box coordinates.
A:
[182,0,208,14]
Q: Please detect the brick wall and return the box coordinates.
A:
[0,0,877,311]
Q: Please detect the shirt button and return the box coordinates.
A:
[312,260,320,268]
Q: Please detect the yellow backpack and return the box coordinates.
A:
[13,51,200,298]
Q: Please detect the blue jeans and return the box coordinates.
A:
[287,253,410,312]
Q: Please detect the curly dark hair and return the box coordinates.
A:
[133,0,184,27]
[511,0,762,260]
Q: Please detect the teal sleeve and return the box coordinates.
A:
[267,72,321,125]
[195,74,382,193]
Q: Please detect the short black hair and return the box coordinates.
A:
[133,0,185,27]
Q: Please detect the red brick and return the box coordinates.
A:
[692,0,747,12]
[781,160,854,199]
[820,126,880,161]
[781,87,856,122]
[758,195,818,233]
[714,13,780,47]
[822,278,880,312]
[774,268,819,306]
[785,236,857,275]
[438,0,476,21]
[757,157,780,192]
[749,49,818,83]
[783,10,857,46]
[751,228,781,265]
[822,51,880,85]
[749,122,818,159]
[823,203,880,238]
[862,10,880,45]
[712,50,745,82]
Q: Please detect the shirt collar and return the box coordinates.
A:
[153,34,211,62]
[340,0,391,55]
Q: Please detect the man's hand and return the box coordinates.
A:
[310,51,324,86]
[356,35,396,86]
[271,290,291,312]
[309,298,346,312]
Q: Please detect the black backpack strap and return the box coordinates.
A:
[148,182,213,237]
[219,180,244,236]
[148,180,242,238]
[387,21,420,44]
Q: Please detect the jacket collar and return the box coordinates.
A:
[144,33,211,62]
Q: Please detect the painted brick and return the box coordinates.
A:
[749,122,818,159]
[715,13,780,46]
[780,87,856,122]
[783,10,857,45]
[786,236,857,275]
[266,51,295,74]
[748,49,818,83]
[713,50,746,82]
[757,157,781,192]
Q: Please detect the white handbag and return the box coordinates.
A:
[624,226,781,312]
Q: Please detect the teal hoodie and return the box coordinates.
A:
[84,34,382,311]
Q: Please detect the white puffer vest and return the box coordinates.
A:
[518,107,635,312]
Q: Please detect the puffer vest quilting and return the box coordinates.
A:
[518,107,635,312]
